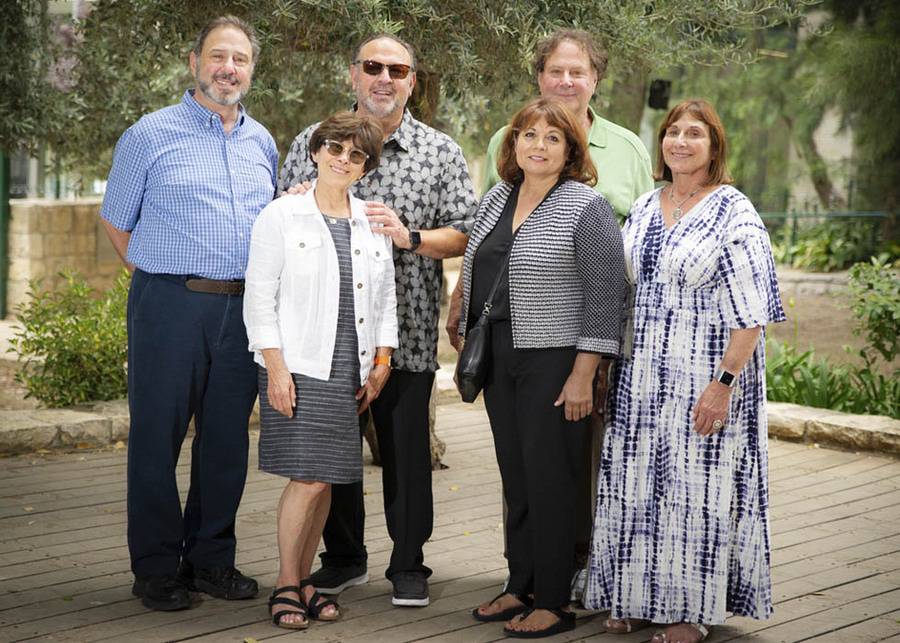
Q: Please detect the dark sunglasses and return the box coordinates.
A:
[354,59,412,80]
[323,139,369,165]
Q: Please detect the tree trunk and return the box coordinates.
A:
[363,379,447,470]
[787,115,845,210]
[604,67,647,135]
[409,69,441,125]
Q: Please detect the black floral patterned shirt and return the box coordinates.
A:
[278,110,477,372]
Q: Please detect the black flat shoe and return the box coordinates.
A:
[472,592,532,622]
[503,608,576,639]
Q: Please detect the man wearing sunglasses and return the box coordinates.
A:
[279,33,478,608]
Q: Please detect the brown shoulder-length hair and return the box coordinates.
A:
[655,99,733,185]
[309,111,383,175]
[497,97,597,187]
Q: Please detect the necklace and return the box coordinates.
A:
[669,185,701,220]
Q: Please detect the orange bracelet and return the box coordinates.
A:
[374,355,391,367]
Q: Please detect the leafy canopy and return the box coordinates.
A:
[4,0,808,173]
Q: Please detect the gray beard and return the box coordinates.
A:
[197,77,245,107]
[360,94,402,119]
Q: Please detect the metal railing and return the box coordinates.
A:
[758,211,893,248]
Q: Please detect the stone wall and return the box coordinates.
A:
[7,198,121,314]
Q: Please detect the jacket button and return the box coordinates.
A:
[299,242,305,248]
[360,350,367,356]
[354,249,361,255]
[358,318,364,324]
[357,283,363,289]
[375,251,380,257]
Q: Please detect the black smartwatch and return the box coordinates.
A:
[408,229,422,251]
[713,367,737,388]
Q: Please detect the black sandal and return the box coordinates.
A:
[300,578,341,621]
[472,592,532,622]
[268,585,308,630]
[503,607,576,639]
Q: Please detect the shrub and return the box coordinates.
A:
[765,339,855,411]
[847,255,899,363]
[9,270,130,408]
[766,256,900,419]
[766,338,899,418]
[780,219,884,272]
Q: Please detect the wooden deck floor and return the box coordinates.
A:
[1,401,899,642]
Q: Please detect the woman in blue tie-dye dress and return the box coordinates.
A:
[585,100,785,643]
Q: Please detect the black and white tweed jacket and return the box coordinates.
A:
[459,180,626,354]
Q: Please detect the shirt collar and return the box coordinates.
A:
[183,89,246,130]
[587,105,607,149]
[292,179,368,226]
[386,110,416,152]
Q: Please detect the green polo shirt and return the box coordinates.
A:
[482,105,654,218]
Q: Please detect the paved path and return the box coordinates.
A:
[1,401,899,642]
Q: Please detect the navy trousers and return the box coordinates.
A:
[126,270,258,578]
[320,369,435,579]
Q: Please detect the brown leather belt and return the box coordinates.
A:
[185,278,245,296]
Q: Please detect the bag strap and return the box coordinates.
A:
[480,241,515,317]
[477,178,564,317]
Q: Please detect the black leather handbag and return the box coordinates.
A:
[455,247,513,403]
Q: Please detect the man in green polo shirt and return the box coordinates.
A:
[481,29,652,216]
[449,29,653,606]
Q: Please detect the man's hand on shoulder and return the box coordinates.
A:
[366,201,413,250]
[282,180,313,197]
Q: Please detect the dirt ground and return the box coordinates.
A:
[768,290,868,367]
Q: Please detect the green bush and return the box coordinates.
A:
[766,256,900,418]
[765,339,855,410]
[847,255,899,363]
[9,270,130,408]
[776,219,886,272]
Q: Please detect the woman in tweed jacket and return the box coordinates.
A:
[458,97,626,638]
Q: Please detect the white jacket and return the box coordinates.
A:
[243,186,398,383]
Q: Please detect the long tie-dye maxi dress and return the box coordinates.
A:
[585,185,785,625]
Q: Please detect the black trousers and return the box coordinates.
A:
[319,369,435,578]
[126,271,257,578]
[483,320,588,609]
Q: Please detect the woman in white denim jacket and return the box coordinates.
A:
[243,112,398,630]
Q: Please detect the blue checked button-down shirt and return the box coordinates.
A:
[101,90,279,279]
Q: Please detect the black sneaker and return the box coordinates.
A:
[180,565,258,600]
[391,571,429,607]
[307,563,369,595]
[132,575,192,611]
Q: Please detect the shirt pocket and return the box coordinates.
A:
[284,230,325,275]
[365,238,392,294]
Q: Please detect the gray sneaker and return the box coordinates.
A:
[307,564,368,595]
[391,571,429,607]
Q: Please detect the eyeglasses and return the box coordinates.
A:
[353,59,413,80]
[323,139,369,165]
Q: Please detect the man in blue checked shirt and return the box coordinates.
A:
[100,15,278,612]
